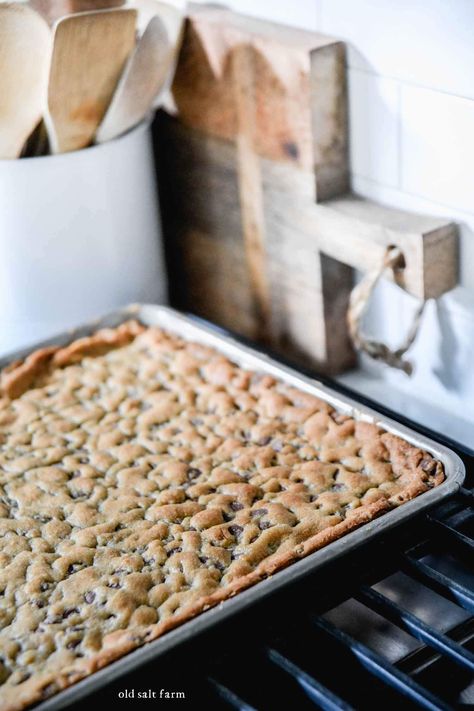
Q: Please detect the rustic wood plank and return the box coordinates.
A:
[232,44,271,337]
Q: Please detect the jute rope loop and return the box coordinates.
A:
[347,246,426,376]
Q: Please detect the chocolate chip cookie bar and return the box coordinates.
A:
[0,321,444,709]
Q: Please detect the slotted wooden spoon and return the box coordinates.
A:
[46,9,137,153]
[96,15,171,143]
[0,3,51,159]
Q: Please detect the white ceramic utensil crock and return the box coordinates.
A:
[0,120,167,354]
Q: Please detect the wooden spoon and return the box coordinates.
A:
[46,9,137,153]
[131,0,185,106]
[96,15,171,143]
[0,4,51,159]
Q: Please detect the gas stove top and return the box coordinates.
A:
[66,371,474,711]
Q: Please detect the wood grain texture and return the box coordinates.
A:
[0,4,51,159]
[46,9,137,153]
[231,43,271,338]
[172,4,346,183]
[155,114,355,373]
[96,14,171,143]
[155,5,457,374]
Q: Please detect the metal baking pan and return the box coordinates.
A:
[0,304,465,710]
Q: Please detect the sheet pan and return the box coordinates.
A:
[0,304,465,710]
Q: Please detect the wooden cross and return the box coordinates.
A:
[155,4,457,373]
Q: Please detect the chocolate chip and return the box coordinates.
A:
[259,521,271,530]
[107,582,120,589]
[70,492,85,500]
[214,561,226,571]
[230,501,243,511]
[84,591,95,604]
[41,684,56,699]
[62,607,78,619]
[169,547,182,556]
[228,525,243,538]
[331,484,345,492]
[32,599,45,608]
[66,640,80,650]
[282,141,299,159]
[199,556,208,564]
[258,436,272,446]
[251,508,268,517]
[420,457,436,473]
[187,468,201,480]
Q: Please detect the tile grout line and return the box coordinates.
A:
[397,80,403,190]
[351,173,474,223]
[346,63,474,105]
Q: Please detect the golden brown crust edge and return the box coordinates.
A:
[0,320,446,711]
[0,321,145,400]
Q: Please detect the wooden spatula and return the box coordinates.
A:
[96,15,171,143]
[0,3,51,159]
[46,9,137,153]
[131,0,186,113]
[30,0,125,27]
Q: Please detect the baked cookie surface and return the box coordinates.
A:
[0,321,444,710]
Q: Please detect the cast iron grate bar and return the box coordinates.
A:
[356,585,474,672]
[267,647,354,711]
[312,617,452,711]
[426,515,474,554]
[460,486,474,501]
[207,678,259,711]
[402,552,474,614]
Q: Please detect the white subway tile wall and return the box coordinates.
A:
[319,0,474,100]
[193,0,474,433]
[348,69,400,186]
[401,86,474,215]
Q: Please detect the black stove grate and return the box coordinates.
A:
[208,480,474,711]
